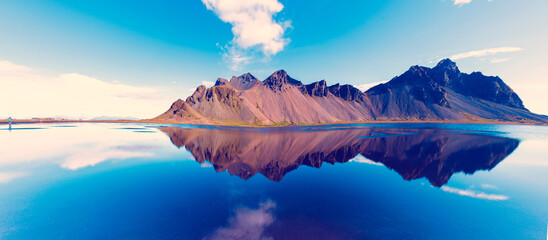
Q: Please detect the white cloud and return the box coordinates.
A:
[202,0,291,69]
[450,47,523,60]
[441,186,508,200]
[0,60,174,119]
[201,81,215,88]
[490,57,511,63]
[219,44,252,71]
[205,200,276,240]
[452,0,472,5]
[61,146,154,170]
[357,81,388,92]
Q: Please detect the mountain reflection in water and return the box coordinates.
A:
[159,126,519,187]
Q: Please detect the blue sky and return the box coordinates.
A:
[1,0,547,118]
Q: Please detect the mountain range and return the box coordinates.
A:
[154,59,548,125]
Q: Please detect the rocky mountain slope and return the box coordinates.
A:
[365,59,543,121]
[154,59,548,125]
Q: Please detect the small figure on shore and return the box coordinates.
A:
[8,117,12,129]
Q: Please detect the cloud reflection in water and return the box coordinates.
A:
[441,186,509,201]
[205,200,276,240]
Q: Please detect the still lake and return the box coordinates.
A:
[0,123,547,239]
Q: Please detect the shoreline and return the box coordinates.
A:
[1,118,547,127]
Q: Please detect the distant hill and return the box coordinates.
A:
[154,59,548,125]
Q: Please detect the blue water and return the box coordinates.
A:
[0,123,547,239]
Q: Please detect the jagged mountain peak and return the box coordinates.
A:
[264,69,303,90]
[239,72,256,79]
[305,80,328,97]
[195,85,206,93]
[231,72,258,82]
[432,58,461,85]
[434,58,458,70]
[214,78,229,86]
[270,69,288,76]
[265,69,289,82]
[228,72,260,90]
[406,65,431,77]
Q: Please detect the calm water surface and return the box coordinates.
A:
[0,123,547,239]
